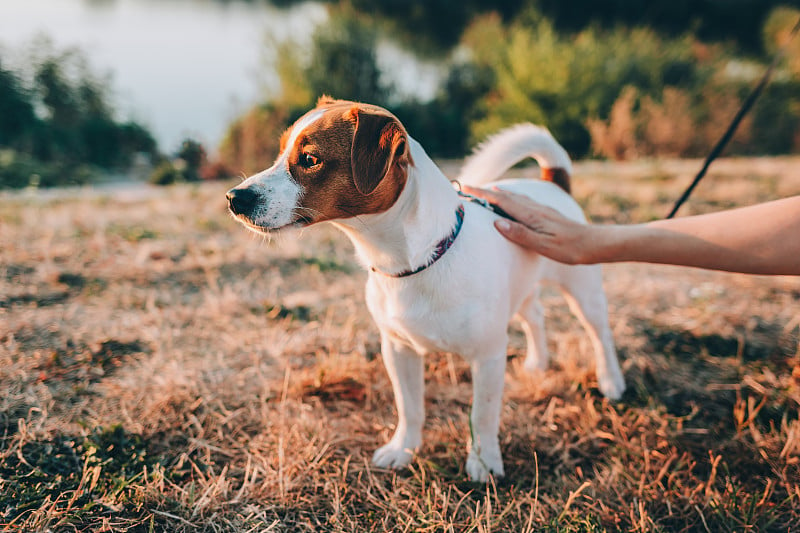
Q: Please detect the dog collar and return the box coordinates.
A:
[371,204,465,278]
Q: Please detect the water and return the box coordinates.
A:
[0,0,328,151]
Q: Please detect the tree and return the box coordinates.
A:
[0,61,38,150]
[304,9,388,104]
[0,43,158,188]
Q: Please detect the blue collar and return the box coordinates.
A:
[371,204,465,278]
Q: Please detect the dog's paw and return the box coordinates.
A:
[466,447,505,482]
[372,442,415,469]
[597,369,626,400]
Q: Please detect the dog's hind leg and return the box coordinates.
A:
[372,335,425,469]
[559,265,626,400]
[516,287,550,373]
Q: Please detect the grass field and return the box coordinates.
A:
[2,157,799,531]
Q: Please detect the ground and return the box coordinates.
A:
[1,157,799,531]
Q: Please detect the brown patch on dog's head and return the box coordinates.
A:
[316,94,337,107]
[284,99,411,224]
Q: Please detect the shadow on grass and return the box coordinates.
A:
[0,426,182,530]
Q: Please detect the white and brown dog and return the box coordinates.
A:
[227,97,624,481]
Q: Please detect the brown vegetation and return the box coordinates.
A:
[1,158,799,531]
[587,86,758,161]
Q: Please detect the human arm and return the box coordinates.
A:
[462,186,800,276]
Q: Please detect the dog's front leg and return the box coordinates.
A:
[372,334,424,469]
[466,353,507,481]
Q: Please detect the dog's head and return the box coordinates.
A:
[226,97,412,234]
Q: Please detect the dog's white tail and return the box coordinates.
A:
[455,124,572,193]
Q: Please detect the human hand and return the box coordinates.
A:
[461,185,597,265]
[463,188,800,275]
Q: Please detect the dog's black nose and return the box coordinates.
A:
[226,187,258,216]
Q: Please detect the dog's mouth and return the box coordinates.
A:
[230,211,314,234]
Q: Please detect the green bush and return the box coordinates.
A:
[750,82,800,155]
[305,8,388,104]
[0,149,93,189]
[147,137,226,186]
[461,11,710,157]
[0,42,157,188]
[0,65,37,150]
[393,60,494,157]
[148,161,183,186]
[231,4,799,161]
[222,7,494,163]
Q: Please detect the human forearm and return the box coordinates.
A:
[465,185,800,275]
[584,197,800,275]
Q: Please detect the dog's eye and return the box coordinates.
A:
[299,152,321,169]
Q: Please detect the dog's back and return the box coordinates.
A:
[456,124,572,193]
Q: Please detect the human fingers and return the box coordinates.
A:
[462,185,565,235]
[461,185,519,204]
[461,185,544,224]
[497,216,588,264]
[461,185,591,263]
[494,218,550,245]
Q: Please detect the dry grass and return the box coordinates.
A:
[2,157,800,532]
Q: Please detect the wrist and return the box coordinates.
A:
[581,224,623,264]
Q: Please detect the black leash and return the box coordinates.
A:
[456,190,520,222]
[667,17,800,219]
[451,177,521,221]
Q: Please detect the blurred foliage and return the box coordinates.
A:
[463,12,708,154]
[461,10,785,157]
[219,103,292,175]
[221,7,494,167]
[148,160,184,186]
[3,1,798,189]
[0,41,157,189]
[528,0,800,54]
[392,60,495,157]
[148,138,225,185]
[763,6,800,76]
[347,0,526,54]
[305,8,388,103]
[0,149,92,189]
[219,3,800,167]
[270,0,800,55]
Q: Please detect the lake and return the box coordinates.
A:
[0,0,442,153]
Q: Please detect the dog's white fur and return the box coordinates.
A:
[231,108,624,481]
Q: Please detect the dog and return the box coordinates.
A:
[226,97,625,481]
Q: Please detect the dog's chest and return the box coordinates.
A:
[365,276,487,355]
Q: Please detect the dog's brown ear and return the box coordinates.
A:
[349,108,408,195]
